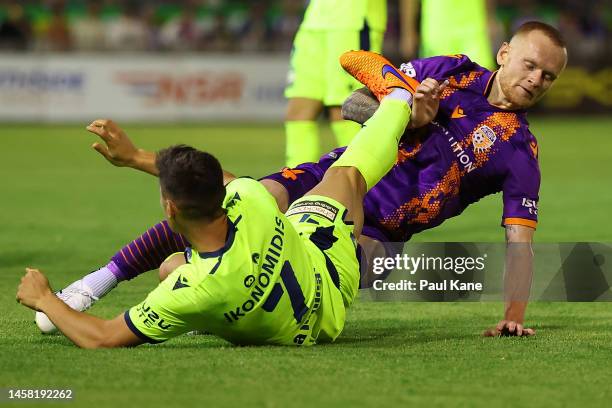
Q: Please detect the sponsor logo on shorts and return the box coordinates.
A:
[286,200,340,222]
[281,168,304,181]
[472,125,497,152]
[136,302,172,330]
[521,198,538,215]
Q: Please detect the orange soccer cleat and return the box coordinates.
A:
[340,50,420,101]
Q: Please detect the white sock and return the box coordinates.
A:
[386,88,413,105]
[81,265,118,298]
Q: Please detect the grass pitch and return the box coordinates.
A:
[1,117,612,407]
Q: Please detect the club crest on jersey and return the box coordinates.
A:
[399,62,417,78]
[472,125,497,152]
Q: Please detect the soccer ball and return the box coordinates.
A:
[35,312,58,334]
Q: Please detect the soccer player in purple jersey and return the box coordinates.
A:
[36,22,567,338]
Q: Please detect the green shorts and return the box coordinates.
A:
[421,32,494,69]
[285,28,384,106]
[286,195,360,341]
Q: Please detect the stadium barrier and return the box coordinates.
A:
[0,54,289,122]
[0,54,609,122]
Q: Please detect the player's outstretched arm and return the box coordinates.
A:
[86,119,236,184]
[86,119,159,176]
[484,225,536,337]
[17,268,143,348]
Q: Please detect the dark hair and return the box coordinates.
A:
[512,21,566,48]
[156,145,225,220]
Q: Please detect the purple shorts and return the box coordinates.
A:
[260,147,392,244]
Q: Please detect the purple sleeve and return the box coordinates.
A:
[501,142,540,229]
[400,55,479,83]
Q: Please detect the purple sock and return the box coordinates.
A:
[110,220,190,281]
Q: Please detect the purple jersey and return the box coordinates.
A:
[265,55,540,242]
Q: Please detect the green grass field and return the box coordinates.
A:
[1,117,611,407]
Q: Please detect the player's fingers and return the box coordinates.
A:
[416,82,435,95]
[421,77,439,88]
[507,321,517,333]
[433,82,447,99]
[483,328,498,337]
[425,82,444,99]
[439,79,450,92]
[523,328,536,336]
[89,119,110,128]
[436,79,449,97]
[516,324,523,337]
[87,119,115,137]
[92,142,113,161]
[25,267,37,276]
[429,79,447,98]
[424,79,441,94]
[86,125,111,142]
[496,320,508,331]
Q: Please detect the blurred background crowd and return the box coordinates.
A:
[0,0,609,66]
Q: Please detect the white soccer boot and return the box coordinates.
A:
[35,280,99,334]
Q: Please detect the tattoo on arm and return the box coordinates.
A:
[505,225,518,242]
[341,87,379,124]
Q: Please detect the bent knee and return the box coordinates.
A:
[159,253,187,281]
[260,179,290,212]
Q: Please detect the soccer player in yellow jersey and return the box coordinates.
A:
[285,0,387,167]
[400,0,496,69]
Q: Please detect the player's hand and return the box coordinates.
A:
[483,320,536,337]
[16,268,54,311]
[409,78,449,129]
[86,119,139,168]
